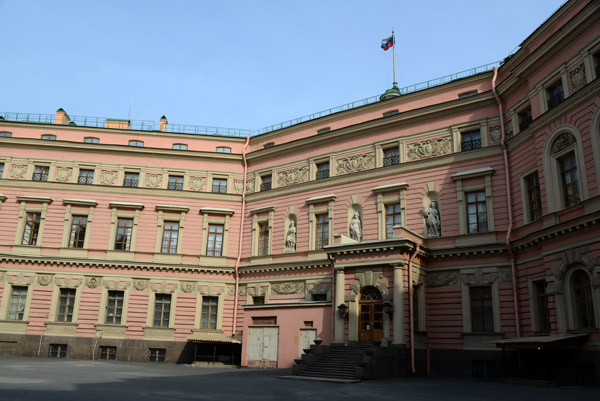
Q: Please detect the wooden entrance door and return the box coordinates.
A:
[358,286,384,342]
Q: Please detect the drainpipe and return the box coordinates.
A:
[408,243,420,375]
[37,314,48,357]
[327,254,336,344]
[232,136,250,336]
[492,67,521,338]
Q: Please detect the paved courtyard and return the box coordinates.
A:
[0,356,597,401]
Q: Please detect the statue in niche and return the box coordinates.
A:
[423,200,441,237]
[285,221,297,252]
[349,210,362,241]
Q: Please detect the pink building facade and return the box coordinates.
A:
[0,0,599,385]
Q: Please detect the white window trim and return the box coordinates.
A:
[154,205,189,254]
[306,194,335,251]
[195,291,225,331]
[251,205,275,257]
[372,183,408,240]
[452,122,488,153]
[460,270,501,334]
[15,196,52,246]
[310,155,334,180]
[519,167,541,225]
[527,276,552,333]
[451,168,494,235]
[537,66,570,114]
[375,139,403,167]
[61,199,98,249]
[200,208,234,257]
[108,202,144,252]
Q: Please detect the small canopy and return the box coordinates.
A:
[495,333,588,349]
[187,332,242,344]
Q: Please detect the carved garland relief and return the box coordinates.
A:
[145,173,163,188]
[406,137,451,161]
[189,176,206,191]
[10,164,28,179]
[55,167,73,182]
[336,154,374,175]
[552,133,576,155]
[271,282,305,294]
[278,167,308,187]
[100,170,118,185]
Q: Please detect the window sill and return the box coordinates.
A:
[95,323,127,339]
[0,320,29,335]
[46,322,78,336]
[144,326,175,340]
[567,328,599,334]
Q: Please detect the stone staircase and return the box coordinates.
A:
[295,343,374,380]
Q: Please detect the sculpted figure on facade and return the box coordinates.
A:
[423,200,441,237]
[145,173,162,188]
[285,221,297,252]
[349,210,362,241]
[489,126,501,145]
[55,167,73,182]
[570,64,587,93]
[336,154,374,175]
[552,133,576,154]
[189,176,206,191]
[100,170,118,185]
[406,137,451,161]
[10,164,28,179]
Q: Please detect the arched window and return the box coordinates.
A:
[360,286,382,301]
[571,270,596,329]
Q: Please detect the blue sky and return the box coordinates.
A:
[0,0,567,131]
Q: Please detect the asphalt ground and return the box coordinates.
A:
[0,356,597,401]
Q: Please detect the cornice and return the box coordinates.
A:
[109,201,144,210]
[200,207,235,216]
[249,205,275,214]
[239,261,331,275]
[324,238,419,258]
[16,195,53,203]
[63,198,98,207]
[372,182,408,193]
[156,204,189,213]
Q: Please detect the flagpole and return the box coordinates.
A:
[392,28,397,88]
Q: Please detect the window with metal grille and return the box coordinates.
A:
[168,175,183,190]
[49,344,67,358]
[114,218,133,251]
[525,172,542,221]
[149,348,166,362]
[258,222,269,256]
[123,172,139,187]
[546,80,564,110]
[216,147,231,153]
[383,148,400,166]
[461,130,482,151]
[78,169,94,184]
[212,178,227,193]
[572,270,596,329]
[200,296,218,330]
[22,212,41,245]
[69,216,87,248]
[315,213,329,249]
[470,286,494,332]
[0,131,12,137]
[518,106,533,131]
[32,166,49,181]
[57,288,76,323]
[558,152,580,207]
[41,134,56,141]
[153,294,171,328]
[128,140,144,147]
[385,203,401,239]
[172,143,188,150]
[105,290,124,324]
[206,224,224,256]
[8,286,27,320]
[84,137,99,144]
[161,221,179,253]
[466,191,487,233]
[316,162,329,180]
[534,281,550,332]
[99,346,116,360]
[260,175,272,191]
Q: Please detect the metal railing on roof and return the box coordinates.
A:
[0,60,501,138]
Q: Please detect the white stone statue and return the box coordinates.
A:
[349,211,362,241]
[423,200,441,237]
[285,221,297,252]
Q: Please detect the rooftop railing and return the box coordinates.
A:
[0,60,501,138]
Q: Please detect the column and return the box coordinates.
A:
[392,264,406,345]
[334,268,345,343]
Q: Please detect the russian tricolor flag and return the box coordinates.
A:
[381,35,394,51]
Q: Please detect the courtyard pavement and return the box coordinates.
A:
[0,356,597,401]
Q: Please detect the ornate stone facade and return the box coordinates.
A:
[336,154,374,175]
[145,173,162,188]
[277,167,308,187]
[55,166,73,182]
[100,170,118,185]
[189,176,206,191]
[406,137,451,160]
[570,64,587,92]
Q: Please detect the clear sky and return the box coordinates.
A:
[0,0,567,132]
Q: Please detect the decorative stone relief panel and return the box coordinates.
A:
[198,284,225,296]
[550,246,597,281]
[460,268,498,286]
[133,279,149,291]
[227,285,247,296]
[246,178,255,193]
[5,272,35,286]
[307,280,332,294]
[150,281,178,293]
[336,154,375,175]
[498,269,512,284]
[406,137,451,161]
[102,278,131,291]
[570,64,587,93]
[54,276,83,288]
[145,173,163,188]
[350,271,388,295]
[0,271,5,283]
[504,120,513,139]
[428,271,459,288]
[180,282,196,293]
[278,167,308,187]
[271,282,305,295]
[189,176,206,191]
[489,126,501,145]
[55,167,73,182]
[86,277,101,289]
[37,274,53,286]
[10,164,28,179]
[233,178,255,194]
[551,133,576,155]
[100,170,118,185]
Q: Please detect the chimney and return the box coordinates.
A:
[160,115,168,132]
[55,108,70,125]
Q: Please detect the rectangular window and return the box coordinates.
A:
[69,216,87,248]
[458,90,478,98]
[200,296,218,330]
[153,294,171,328]
[216,147,231,153]
[57,288,76,323]
[8,286,27,320]
[311,294,327,302]
[518,106,533,131]
[525,172,542,222]
[317,127,331,135]
[470,286,494,332]
[559,153,580,207]
[385,203,402,239]
[0,163,4,178]
[461,130,482,151]
[84,137,99,144]
[316,162,330,180]
[168,175,184,190]
[114,218,133,251]
[99,346,116,360]
[123,172,139,188]
[534,281,550,332]
[547,80,564,110]
[49,344,67,358]
[129,140,144,147]
[105,290,124,324]
[161,221,179,254]
[212,178,227,193]
[0,131,13,137]
[252,296,265,305]
[383,148,400,167]
[260,175,272,191]
[78,169,94,184]
[41,134,56,141]
[32,166,49,181]
[22,212,41,245]
[149,348,166,362]
[172,143,188,150]
[466,191,487,233]
[315,213,329,249]
[383,110,399,117]
[207,224,224,256]
[258,222,269,256]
